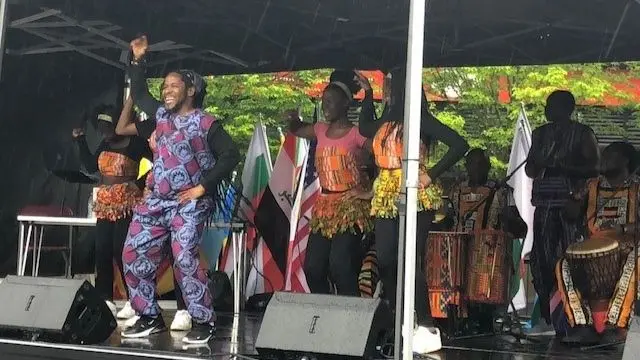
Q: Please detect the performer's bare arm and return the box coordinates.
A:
[115,96,137,136]
[285,110,316,140]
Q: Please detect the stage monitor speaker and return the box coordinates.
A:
[256,292,392,359]
[0,276,116,344]
[622,316,640,360]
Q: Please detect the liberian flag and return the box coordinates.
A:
[285,137,321,292]
[247,132,307,297]
[218,123,272,277]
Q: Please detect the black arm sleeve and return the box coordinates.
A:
[127,63,162,118]
[200,123,241,195]
[135,118,157,140]
[358,89,382,138]
[422,112,469,180]
[75,137,100,173]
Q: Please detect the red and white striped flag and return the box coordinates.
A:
[285,138,321,292]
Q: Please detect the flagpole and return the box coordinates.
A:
[397,0,427,357]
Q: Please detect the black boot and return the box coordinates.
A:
[600,326,627,345]
[562,325,600,346]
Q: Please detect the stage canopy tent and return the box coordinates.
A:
[5,0,640,76]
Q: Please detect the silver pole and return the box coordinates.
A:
[0,0,9,80]
[398,0,427,357]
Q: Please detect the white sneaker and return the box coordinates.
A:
[412,326,442,354]
[105,301,117,318]
[171,310,192,331]
[117,301,136,320]
[124,315,140,328]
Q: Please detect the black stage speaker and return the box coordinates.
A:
[256,292,393,359]
[0,276,116,344]
[622,315,640,360]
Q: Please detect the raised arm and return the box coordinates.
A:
[115,96,137,136]
[423,112,469,180]
[355,71,382,139]
[128,36,162,117]
[285,110,315,140]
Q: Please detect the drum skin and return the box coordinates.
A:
[565,235,621,300]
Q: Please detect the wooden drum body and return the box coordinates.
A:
[466,229,511,305]
[565,237,621,300]
[425,231,470,318]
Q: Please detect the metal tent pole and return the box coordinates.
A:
[396,0,428,357]
[0,0,9,80]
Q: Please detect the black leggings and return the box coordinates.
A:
[374,211,434,326]
[95,217,186,310]
[304,231,363,296]
[95,217,130,301]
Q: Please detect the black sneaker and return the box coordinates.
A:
[182,322,215,344]
[121,315,167,338]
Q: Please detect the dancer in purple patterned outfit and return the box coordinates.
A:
[121,35,240,344]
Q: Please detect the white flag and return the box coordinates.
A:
[507,104,535,311]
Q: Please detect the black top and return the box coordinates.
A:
[127,62,241,195]
[75,135,152,189]
[358,89,469,180]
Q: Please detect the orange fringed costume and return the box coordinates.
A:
[93,152,143,221]
[310,123,373,238]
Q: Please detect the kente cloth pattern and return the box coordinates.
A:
[450,181,506,233]
[315,145,366,193]
[371,169,443,218]
[358,248,378,298]
[311,145,373,238]
[466,230,511,304]
[371,122,442,218]
[371,122,428,170]
[425,232,469,318]
[123,108,217,323]
[94,182,143,221]
[555,251,637,329]
[586,176,640,236]
[98,151,139,178]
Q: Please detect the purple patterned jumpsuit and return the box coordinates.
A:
[123,108,216,324]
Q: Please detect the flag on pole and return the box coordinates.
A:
[218,123,272,278]
[285,137,321,292]
[247,133,307,297]
[507,104,534,312]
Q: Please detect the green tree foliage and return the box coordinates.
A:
[146,64,638,179]
[424,64,638,177]
[147,69,331,164]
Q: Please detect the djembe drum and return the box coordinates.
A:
[466,229,511,305]
[425,232,470,318]
[565,236,622,301]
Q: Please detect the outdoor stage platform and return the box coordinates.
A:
[0,310,625,360]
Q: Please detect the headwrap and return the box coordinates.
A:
[97,114,113,123]
[176,69,206,95]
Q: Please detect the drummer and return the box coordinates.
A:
[447,149,527,329]
[555,141,640,345]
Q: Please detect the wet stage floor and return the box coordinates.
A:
[0,310,627,359]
